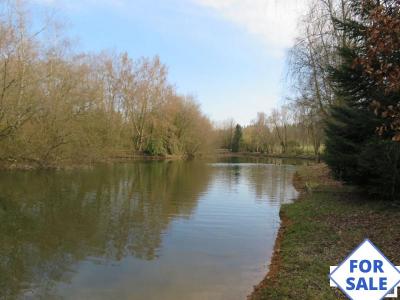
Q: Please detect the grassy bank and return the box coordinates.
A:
[0,152,314,171]
[0,153,188,170]
[214,151,317,161]
[250,164,400,299]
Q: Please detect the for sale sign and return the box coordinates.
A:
[330,239,400,300]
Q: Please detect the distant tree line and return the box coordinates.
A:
[0,1,213,168]
[216,108,322,157]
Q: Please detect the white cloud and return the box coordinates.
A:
[194,0,310,54]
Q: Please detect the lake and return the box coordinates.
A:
[0,158,299,300]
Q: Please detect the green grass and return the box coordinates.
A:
[251,164,400,300]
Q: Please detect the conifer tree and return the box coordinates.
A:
[232,125,243,153]
[325,0,400,200]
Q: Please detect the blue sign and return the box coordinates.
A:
[330,239,400,300]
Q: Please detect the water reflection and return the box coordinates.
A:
[209,163,297,203]
[0,160,298,300]
[0,161,212,299]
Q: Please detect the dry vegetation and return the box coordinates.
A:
[0,1,213,169]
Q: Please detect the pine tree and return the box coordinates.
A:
[232,124,243,153]
[325,0,400,200]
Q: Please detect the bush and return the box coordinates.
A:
[144,139,166,156]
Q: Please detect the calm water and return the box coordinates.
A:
[0,158,299,300]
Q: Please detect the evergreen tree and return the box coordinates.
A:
[325,0,400,200]
[232,124,243,153]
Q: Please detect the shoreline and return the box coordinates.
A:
[249,164,400,299]
[0,152,316,171]
[0,154,186,171]
[213,151,317,161]
[248,171,305,300]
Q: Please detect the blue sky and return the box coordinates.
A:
[31,0,308,125]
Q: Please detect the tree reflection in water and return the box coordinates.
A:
[0,160,299,300]
[0,161,212,299]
